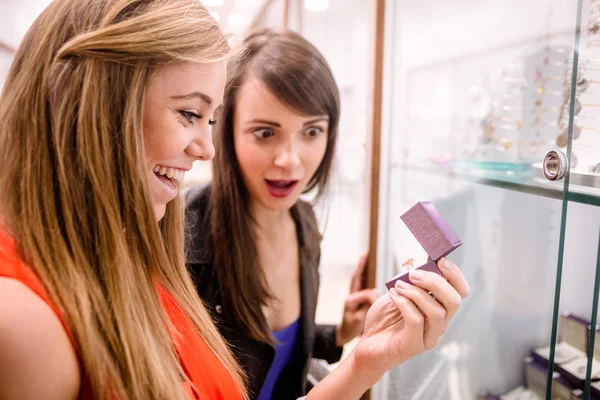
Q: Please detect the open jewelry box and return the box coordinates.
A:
[385,201,463,290]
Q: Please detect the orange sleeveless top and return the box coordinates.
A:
[0,229,242,400]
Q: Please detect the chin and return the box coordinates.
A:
[262,195,300,212]
[154,204,167,222]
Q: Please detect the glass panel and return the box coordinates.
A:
[546,203,600,399]
[583,234,600,398]
[560,1,600,398]
[377,0,589,398]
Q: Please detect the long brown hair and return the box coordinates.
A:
[0,0,246,398]
[209,28,340,344]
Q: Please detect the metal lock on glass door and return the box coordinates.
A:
[543,150,569,181]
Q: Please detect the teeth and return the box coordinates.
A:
[154,165,185,181]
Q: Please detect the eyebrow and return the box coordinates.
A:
[170,92,213,104]
[303,117,329,126]
[246,118,281,127]
[246,116,329,127]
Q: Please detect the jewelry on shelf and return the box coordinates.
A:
[534,105,564,115]
[562,99,600,116]
[568,78,598,92]
[502,88,564,99]
[493,116,523,130]
[500,138,514,151]
[589,0,600,34]
[535,75,563,85]
[555,124,600,147]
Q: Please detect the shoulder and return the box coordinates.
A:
[294,198,322,243]
[293,199,322,269]
[295,198,318,228]
[0,277,80,399]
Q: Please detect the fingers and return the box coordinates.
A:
[350,250,369,293]
[345,289,378,312]
[388,288,424,349]
[436,257,470,299]
[407,268,462,325]
[392,280,445,349]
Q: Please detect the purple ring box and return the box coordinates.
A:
[386,201,463,290]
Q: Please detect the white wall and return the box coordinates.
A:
[0,0,53,90]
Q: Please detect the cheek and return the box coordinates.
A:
[144,115,186,162]
[305,138,328,175]
[143,106,164,162]
[146,136,180,163]
[236,141,267,179]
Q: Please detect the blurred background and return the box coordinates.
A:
[4,1,600,399]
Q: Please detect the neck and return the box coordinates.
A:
[248,199,293,237]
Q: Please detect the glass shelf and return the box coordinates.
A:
[392,162,600,207]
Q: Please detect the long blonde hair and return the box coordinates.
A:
[0,0,246,398]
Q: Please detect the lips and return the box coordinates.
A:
[265,179,299,198]
[154,171,177,190]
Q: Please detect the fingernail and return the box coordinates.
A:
[395,280,410,290]
[440,259,451,270]
[389,288,399,296]
[410,270,424,282]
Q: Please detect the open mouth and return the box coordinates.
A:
[265,179,299,198]
[153,165,185,191]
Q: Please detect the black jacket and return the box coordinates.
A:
[184,185,343,400]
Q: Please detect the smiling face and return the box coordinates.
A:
[143,61,226,220]
[233,77,329,212]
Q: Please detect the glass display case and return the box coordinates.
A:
[374,0,600,399]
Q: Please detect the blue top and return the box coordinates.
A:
[257,318,301,400]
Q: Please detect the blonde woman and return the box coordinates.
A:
[0,1,245,399]
[0,1,468,400]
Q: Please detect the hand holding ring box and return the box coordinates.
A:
[385,201,463,290]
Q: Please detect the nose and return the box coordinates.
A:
[187,124,215,161]
[273,141,301,169]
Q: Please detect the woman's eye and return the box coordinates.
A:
[305,127,324,138]
[252,128,274,139]
[179,110,202,124]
